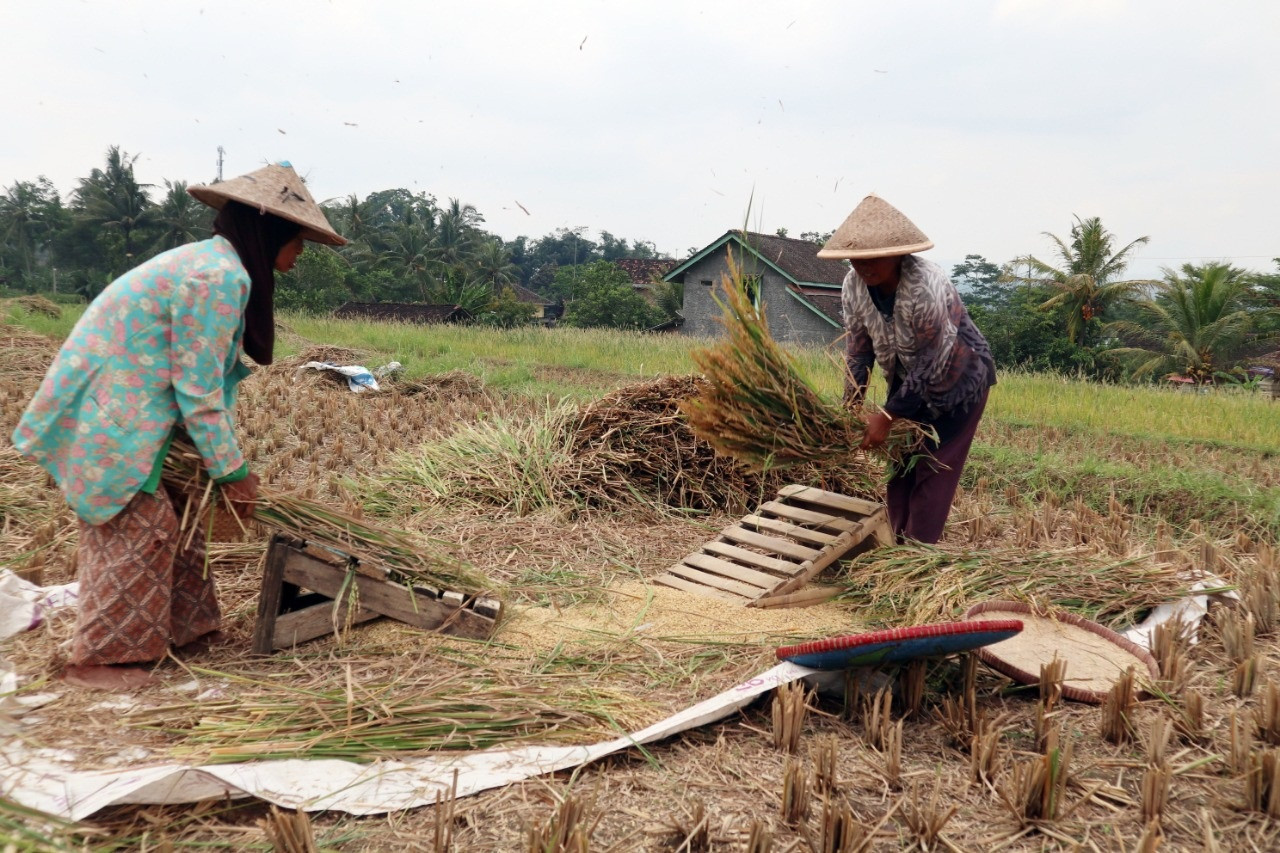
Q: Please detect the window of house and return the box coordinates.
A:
[700,279,713,286]
[741,274,761,307]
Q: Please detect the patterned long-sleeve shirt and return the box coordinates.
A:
[12,236,252,524]
[842,255,995,426]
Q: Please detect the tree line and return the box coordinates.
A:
[948,217,1280,384]
[0,146,678,330]
[3,147,1278,382]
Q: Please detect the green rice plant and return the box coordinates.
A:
[836,544,1201,628]
[375,401,581,516]
[135,668,637,763]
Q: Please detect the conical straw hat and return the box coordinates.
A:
[189,161,346,246]
[816,194,932,259]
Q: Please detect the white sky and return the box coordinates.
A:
[5,0,1279,278]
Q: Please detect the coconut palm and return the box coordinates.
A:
[72,146,156,269]
[1105,262,1271,383]
[151,180,211,252]
[379,212,436,302]
[425,268,494,315]
[1008,216,1153,345]
[0,177,64,281]
[470,238,520,291]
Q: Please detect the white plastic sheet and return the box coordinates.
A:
[298,361,402,393]
[2,660,809,820]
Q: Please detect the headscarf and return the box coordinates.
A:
[211,201,301,365]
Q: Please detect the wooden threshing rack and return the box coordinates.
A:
[252,534,502,654]
[654,485,892,608]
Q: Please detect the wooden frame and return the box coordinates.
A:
[252,534,502,654]
[654,485,891,608]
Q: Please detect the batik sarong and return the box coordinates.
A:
[69,486,221,666]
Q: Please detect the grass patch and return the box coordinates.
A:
[966,442,1280,537]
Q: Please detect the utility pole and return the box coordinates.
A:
[216,146,225,182]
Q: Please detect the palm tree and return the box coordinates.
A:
[151,180,210,252]
[425,268,494,315]
[0,178,63,281]
[378,214,436,301]
[72,146,156,270]
[470,239,519,292]
[1008,216,1153,345]
[1105,262,1271,383]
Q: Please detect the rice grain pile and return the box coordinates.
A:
[504,581,862,652]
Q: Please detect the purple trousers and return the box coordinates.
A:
[885,387,988,545]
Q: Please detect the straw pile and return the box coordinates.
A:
[10,295,62,319]
[836,544,1206,629]
[571,375,882,512]
[680,265,927,471]
[161,436,489,594]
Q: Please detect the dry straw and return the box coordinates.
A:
[781,757,811,825]
[1100,667,1139,744]
[162,435,488,594]
[680,259,926,474]
[840,544,1195,629]
[772,681,808,754]
[525,791,596,853]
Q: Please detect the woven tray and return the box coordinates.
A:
[963,600,1159,704]
[775,620,1024,670]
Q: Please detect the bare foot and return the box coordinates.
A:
[63,663,156,691]
[174,630,228,657]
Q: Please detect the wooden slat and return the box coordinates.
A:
[703,542,803,574]
[743,514,840,546]
[653,573,742,601]
[778,484,885,517]
[749,586,843,609]
[766,529,861,598]
[758,500,857,532]
[667,564,763,598]
[683,553,781,589]
[719,526,821,561]
[252,535,292,654]
[273,604,380,648]
[280,550,498,640]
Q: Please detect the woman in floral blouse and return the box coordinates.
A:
[818,195,996,545]
[12,162,345,690]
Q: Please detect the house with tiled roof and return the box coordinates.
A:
[614,258,677,294]
[663,230,847,347]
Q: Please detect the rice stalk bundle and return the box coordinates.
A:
[572,375,880,513]
[161,436,489,594]
[680,263,927,473]
[138,670,635,763]
[836,544,1200,628]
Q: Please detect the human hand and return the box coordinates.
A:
[219,472,260,521]
[859,411,893,450]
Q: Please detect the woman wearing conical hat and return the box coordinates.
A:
[12,161,346,690]
[818,195,996,545]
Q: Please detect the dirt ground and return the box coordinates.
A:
[3,324,1280,852]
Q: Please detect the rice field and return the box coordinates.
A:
[3,303,1280,851]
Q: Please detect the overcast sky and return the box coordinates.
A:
[6,0,1279,278]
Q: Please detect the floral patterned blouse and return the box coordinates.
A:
[12,236,252,525]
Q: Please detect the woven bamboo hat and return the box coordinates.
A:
[188,161,346,246]
[816,194,932,259]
